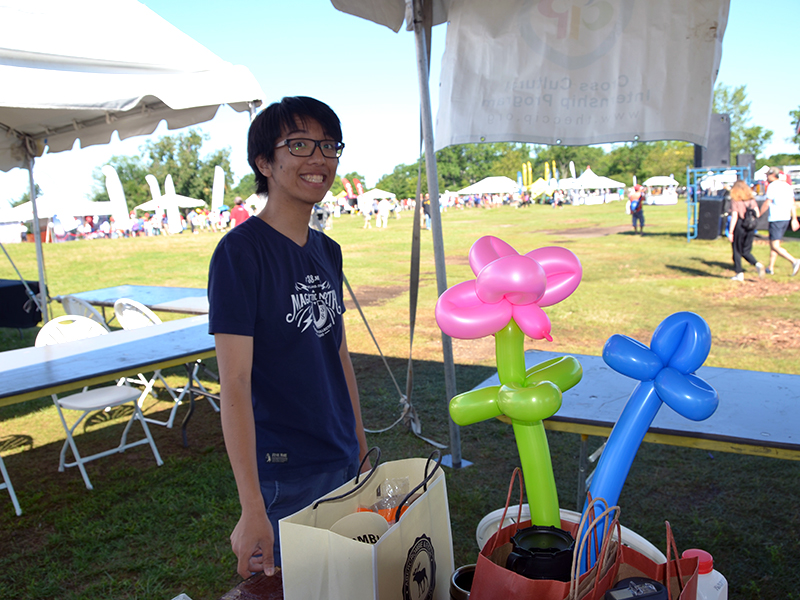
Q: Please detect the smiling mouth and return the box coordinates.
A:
[301,174,324,184]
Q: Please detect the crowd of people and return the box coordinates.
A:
[40,196,257,241]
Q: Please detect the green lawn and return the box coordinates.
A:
[1,201,799,599]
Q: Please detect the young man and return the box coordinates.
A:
[208,97,369,579]
[761,168,800,275]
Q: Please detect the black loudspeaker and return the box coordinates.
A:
[697,200,723,240]
[694,114,731,168]
[737,153,755,180]
[0,279,42,328]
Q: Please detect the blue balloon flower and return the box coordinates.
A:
[580,312,719,572]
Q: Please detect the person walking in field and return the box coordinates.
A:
[761,168,800,276]
[727,180,765,281]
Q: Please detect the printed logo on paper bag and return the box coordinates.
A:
[402,534,436,600]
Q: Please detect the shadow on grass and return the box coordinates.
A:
[2,353,800,599]
[664,256,734,278]
[615,230,687,238]
[0,434,33,453]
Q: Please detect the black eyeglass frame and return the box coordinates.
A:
[275,138,345,158]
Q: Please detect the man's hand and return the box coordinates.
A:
[231,510,276,579]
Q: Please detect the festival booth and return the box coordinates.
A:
[642,176,680,205]
[455,176,520,197]
[274,1,732,598]
[575,168,626,205]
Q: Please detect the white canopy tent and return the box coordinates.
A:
[0,196,114,223]
[577,168,626,190]
[642,175,679,205]
[455,176,519,196]
[642,176,680,187]
[0,0,265,321]
[357,188,397,202]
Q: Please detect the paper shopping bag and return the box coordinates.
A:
[470,469,621,600]
[608,521,699,600]
[280,450,454,600]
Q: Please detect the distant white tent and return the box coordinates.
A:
[357,188,397,201]
[455,176,519,196]
[577,168,626,190]
[753,165,770,182]
[642,176,680,187]
[0,196,113,222]
[555,177,581,191]
[642,175,679,205]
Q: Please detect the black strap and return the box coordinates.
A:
[392,450,442,523]
[312,447,381,509]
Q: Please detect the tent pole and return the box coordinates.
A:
[27,153,49,323]
[411,0,462,468]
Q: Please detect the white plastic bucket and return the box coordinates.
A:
[475,506,667,565]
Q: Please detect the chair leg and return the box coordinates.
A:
[52,398,94,490]
[190,363,220,413]
[0,455,22,516]
[132,403,163,467]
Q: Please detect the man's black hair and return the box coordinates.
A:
[247,96,342,196]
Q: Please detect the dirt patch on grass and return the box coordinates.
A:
[728,317,800,350]
[536,225,631,238]
[345,285,407,307]
[714,277,800,300]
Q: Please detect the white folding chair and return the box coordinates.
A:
[61,295,108,328]
[35,315,163,490]
[0,454,22,516]
[114,298,219,428]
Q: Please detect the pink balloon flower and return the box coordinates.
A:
[435,236,582,341]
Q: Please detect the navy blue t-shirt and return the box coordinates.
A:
[208,217,358,480]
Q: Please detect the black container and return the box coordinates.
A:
[605,577,668,600]
[450,564,475,599]
[506,525,575,582]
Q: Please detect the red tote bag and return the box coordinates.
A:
[470,469,621,600]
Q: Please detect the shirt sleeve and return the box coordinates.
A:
[208,232,260,337]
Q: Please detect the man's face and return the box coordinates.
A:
[256,117,339,207]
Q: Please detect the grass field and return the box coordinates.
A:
[1,200,799,599]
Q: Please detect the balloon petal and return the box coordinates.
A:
[525,356,583,393]
[435,280,512,339]
[655,368,719,421]
[512,303,553,341]
[603,334,663,381]
[526,246,583,307]
[449,386,503,425]
[468,235,518,275]
[650,312,711,374]
[497,381,562,423]
[475,254,546,305]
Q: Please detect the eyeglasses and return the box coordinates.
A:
[275,138,344,158]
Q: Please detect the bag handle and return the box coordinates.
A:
[486,467,525,555]
[569,499,621,600]
[312,446,381,509]
[664,521,685,600]
[392,449,442,523]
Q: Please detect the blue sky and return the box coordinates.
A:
[2,0,798,207]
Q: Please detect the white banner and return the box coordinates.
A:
[435,0,730,150]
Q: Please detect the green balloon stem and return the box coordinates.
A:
[496,318,525,386]
[512,420,561,527]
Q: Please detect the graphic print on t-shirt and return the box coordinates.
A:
[285,273,342,337]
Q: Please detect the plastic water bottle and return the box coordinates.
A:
[682,549,728,600]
